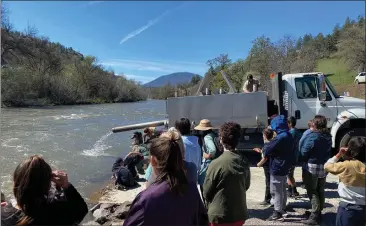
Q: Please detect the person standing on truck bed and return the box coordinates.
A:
[299,115,332,225]
[242,74,260,93]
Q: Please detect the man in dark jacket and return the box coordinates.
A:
[263,115,295,221]
[112,158,138,189]
[299,115,332,225]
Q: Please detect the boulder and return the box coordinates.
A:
[100,203,118,211]
[95,216,108,225]
[93,208,111,219]
[110,204,130,219]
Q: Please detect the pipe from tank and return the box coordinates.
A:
[111,120,167,133]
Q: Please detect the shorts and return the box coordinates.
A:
[287,166,295,179]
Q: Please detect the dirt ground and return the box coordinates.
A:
[94,166,340,226]
[243,167,339,226]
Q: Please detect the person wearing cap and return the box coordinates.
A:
[131,132,149,174]
[242,74,260,93]
[195,119,218,205]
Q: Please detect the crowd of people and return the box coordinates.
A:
[1,114,365,226]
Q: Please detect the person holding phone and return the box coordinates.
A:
[1,155,88,226]
[324,137,366,226]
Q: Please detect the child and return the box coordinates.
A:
[324,137,366,226]
[256,128,275,167]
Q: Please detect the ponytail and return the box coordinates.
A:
[150,131,188,194]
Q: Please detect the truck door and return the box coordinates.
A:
[290,76,337,129]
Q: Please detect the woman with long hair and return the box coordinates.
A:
[123,130,208,226]
[1,155,88,226]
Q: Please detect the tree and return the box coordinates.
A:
[190,75,201,85]
[337,25,366,71]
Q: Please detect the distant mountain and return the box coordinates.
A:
[143,72,201,87]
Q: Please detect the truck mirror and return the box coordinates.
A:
[318,74,326,93]
[319,91,327,101]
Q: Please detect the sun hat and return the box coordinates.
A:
[194,119,214,131]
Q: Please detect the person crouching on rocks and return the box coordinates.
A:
[111,158,138,190]
[131,131,150,174]
[1,155,88,226]
[122,151,144,180]
[123,129,208,226]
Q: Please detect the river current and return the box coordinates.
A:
[0,100,166,201]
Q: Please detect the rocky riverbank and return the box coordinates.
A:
[83,177,146,225]
[84,167,340,226]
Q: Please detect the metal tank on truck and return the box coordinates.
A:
[112,71,366,153]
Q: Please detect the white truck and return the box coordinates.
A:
[112,71,366,153]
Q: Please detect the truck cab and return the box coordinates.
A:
[283,72,366,149]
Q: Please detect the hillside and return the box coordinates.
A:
[1,6,147,107]
[143,72,201,88]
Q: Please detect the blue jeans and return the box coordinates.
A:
[336,201,366,226]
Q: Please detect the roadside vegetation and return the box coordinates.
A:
[152,15,365,99]
[1,6,147,107]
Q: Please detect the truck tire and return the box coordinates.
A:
[338,128,366,149]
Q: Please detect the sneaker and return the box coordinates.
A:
[303,212,320,225]
[280,210,288,218]
[267,211,284,221]
[292,187,300,197]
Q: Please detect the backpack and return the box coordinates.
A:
[203,133,224,159]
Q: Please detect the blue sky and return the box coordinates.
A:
[4,1,365,83]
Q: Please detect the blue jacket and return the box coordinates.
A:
[289,128,302,162]
[299,131,332,165]
[263,115,295,176]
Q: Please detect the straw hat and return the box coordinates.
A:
[194,119,214,131]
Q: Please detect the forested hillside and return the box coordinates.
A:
[1,6,147,107]
[202,15,365,96]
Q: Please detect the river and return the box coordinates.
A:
[0,100,166,202]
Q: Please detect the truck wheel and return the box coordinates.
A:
[338,128,366,148]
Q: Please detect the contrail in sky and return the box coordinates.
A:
[119,3,188,44]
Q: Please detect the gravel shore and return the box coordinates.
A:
[88,167,339,226]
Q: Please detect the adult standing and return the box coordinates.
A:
[123,130,208,226]
[242,74,261,93]
[262,115,295,221]
[299,115,332,225]
[299,120,314,188]
[175,118,202,172]
[203,122,250,226]
[195,119,218,205]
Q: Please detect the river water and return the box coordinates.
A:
[1,100,166,201]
